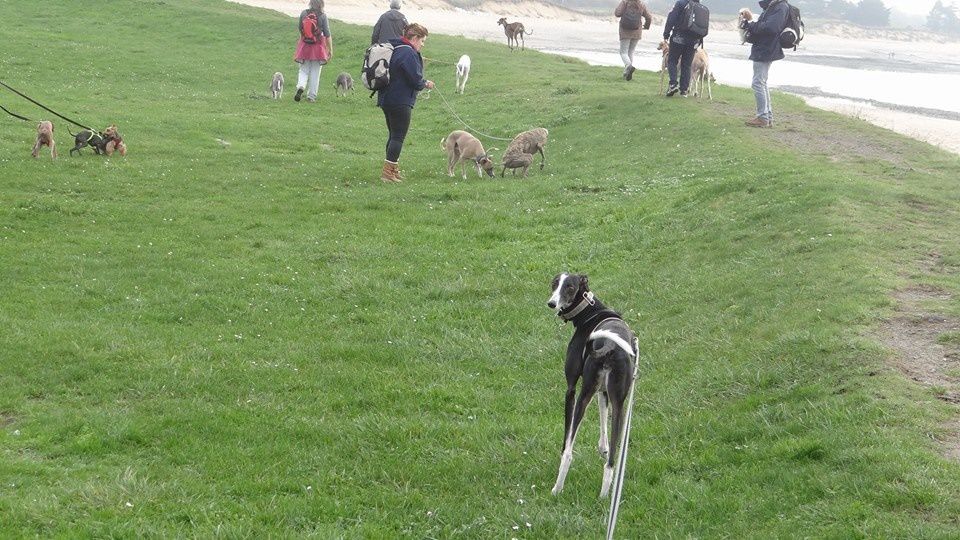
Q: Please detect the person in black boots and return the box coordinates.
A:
[377,23,435,183]
[662,0,703,97]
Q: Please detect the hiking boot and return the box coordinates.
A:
[625,65,636,81]
[294,88,304,102]
[745,117,772,128]
[666,84,679,97]
[381,160,401,183]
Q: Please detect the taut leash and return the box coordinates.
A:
[0,80,95,131]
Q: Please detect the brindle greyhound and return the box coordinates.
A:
[547,273,637,497]
[497,17,532,51]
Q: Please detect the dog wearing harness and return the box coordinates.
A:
[547,272,637,498]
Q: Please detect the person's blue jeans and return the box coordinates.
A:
[752,61,773,121]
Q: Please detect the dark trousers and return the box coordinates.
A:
[667,39,697,92]
[382,105,412,162]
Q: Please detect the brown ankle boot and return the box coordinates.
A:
[381,160,401,183]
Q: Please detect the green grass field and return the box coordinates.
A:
[2,0,960,536]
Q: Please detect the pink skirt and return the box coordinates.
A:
[294,37,328,63]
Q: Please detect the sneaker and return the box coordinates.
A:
[294,88,304,102]
[307,97,316,103]
[680,91,689,98]
[666,84,679,97]
[745,117,772,128]
[625,65,636,81]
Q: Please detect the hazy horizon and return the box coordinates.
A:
[879,0,950,16]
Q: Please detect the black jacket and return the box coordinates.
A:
[663,0,702,45]
[371,9,408,44]
[747,0,789,62]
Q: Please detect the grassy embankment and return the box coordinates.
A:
[1,0,959,536]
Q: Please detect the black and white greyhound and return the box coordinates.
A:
[547,273,638,497]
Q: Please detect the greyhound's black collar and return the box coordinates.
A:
[559,291,595,322]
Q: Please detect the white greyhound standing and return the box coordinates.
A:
[455,55,471,94]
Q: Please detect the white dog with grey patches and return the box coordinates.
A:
[455,55,471,94]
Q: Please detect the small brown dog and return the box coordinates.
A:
[738,8,754,44]
[441,130,495,179]
[102,125,127,156]
[32,121,57,159]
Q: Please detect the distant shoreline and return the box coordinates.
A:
[230,0,960,156]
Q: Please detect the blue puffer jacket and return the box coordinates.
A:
[663,0,702,45]
[747,0,789,62]
[377,38,427,109]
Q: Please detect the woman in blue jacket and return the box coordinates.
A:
[742,0,789,127]
[377,23,435,183]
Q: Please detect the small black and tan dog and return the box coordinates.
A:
[547,273,637,498]
[69,125,125,156]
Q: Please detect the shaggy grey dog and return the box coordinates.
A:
[335,72,354,97]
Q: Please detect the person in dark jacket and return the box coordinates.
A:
[662,0,703,97]
[742,0,789,127]
[377,23,435,183]
[371,0,408,44]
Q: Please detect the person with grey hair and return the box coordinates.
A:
[371,0,408,44]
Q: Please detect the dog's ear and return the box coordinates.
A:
[577,274,589,291]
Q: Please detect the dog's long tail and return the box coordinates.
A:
[588,329,636,358]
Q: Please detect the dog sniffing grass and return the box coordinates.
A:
[2,0,960,537]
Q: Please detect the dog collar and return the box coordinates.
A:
[559,291,595,321]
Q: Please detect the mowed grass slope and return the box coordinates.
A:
[2,0,960,536]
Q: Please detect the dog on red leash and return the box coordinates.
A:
[32,120,57,159]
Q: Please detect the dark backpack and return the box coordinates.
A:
[620,5,642,31]
[679,0,709,38]
[300,10,320,44]
[360,42,410,95]
[780,3,804,50]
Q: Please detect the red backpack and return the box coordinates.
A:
[300,10,320,44]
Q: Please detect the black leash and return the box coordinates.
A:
[1,104,31,121]
[0,80,95,131]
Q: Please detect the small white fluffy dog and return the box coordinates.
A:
[270,72,284,99]
[738,8,754,44]
[455,55,471,94]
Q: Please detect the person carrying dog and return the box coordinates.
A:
[293,0,333,103]
[741,0,789,127]
[662,0,703,97]
[371,0,408,44]
[614,0,652,81]
[377,23,435,183]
